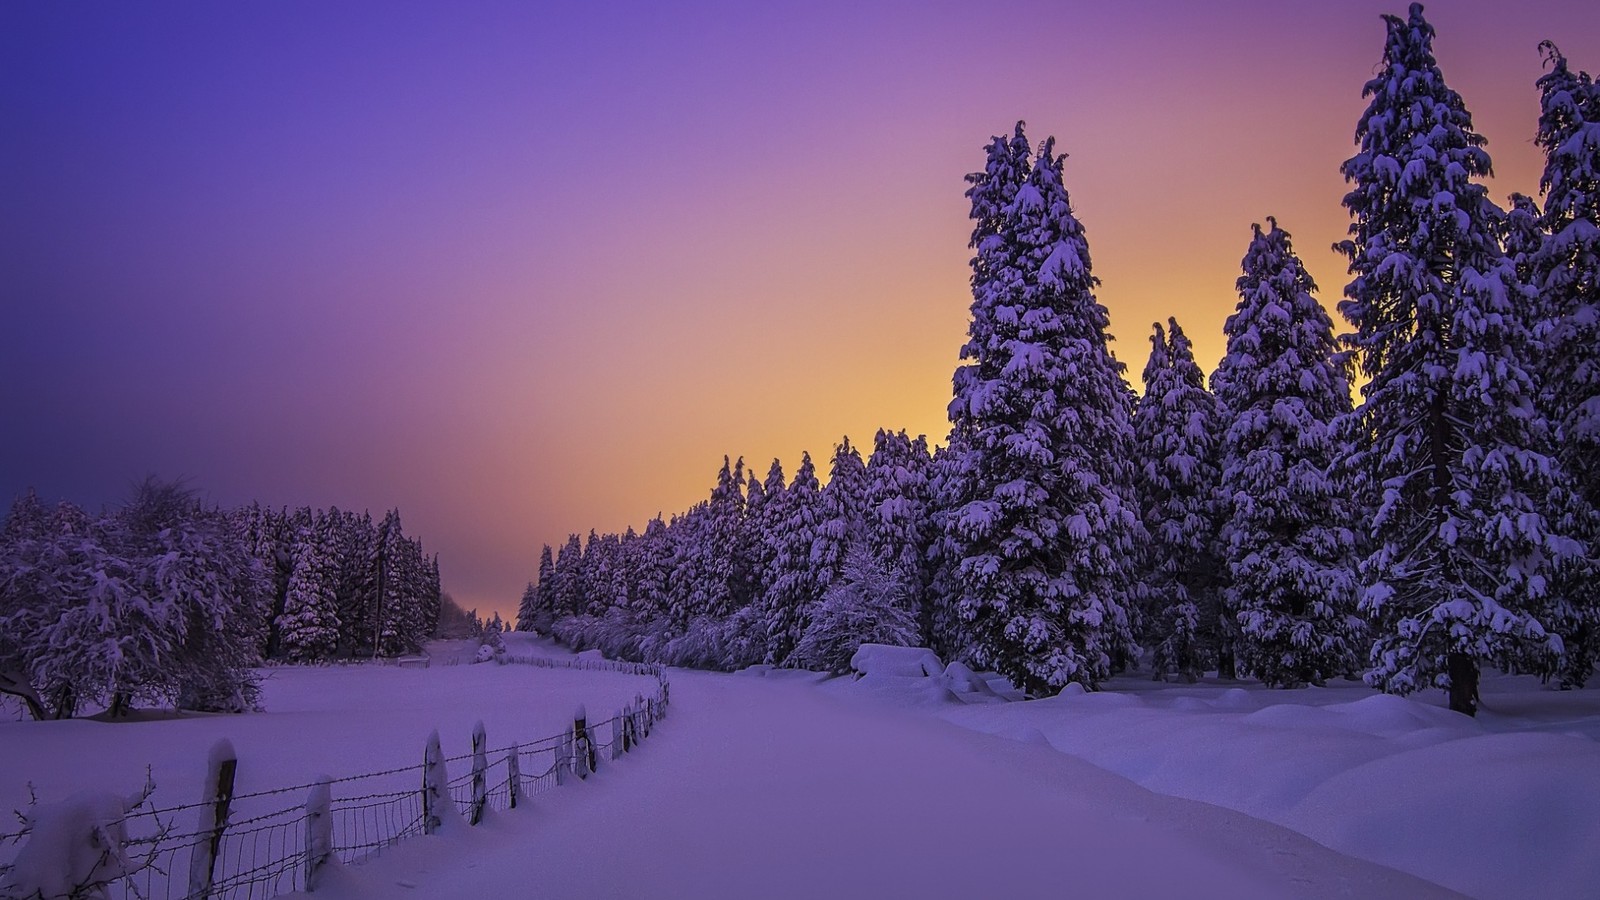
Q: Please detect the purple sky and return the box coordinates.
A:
[4,0,1596,619]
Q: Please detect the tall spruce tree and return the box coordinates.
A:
[278,517,341,662]
[1216,220,1362,687]
[1134,318,1225,683]
[813,437,869,592]
[1532,43,1600,687]
[1337,4,1578,714]
[864,429,935,644]
[764,452,824,665]
[945,127,1142,694]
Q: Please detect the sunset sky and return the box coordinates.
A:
[4,0,1596,620]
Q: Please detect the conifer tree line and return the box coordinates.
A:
[0,478,442,720]
[522,5,1598,716]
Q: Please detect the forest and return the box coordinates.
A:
[519,7,1600,716]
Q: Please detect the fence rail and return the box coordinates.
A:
[0,655,669,900]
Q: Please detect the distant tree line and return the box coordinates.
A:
[521,6,1599,716]
[0,479,441,719]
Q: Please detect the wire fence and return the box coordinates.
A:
[0,655,669,900]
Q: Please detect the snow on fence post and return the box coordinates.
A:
[187,738,237,900]
[506,748,521,810]
[611,710,623,761]
[422,730,448,835]
[573,705,595,779]
[303,777,333,892]
[470,721,488,826]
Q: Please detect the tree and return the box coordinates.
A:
[788,545,917,675]
[812,437,869,593]
[763,452,824,665]
[1337,4,1580,714]
[945,125,1142,695]
[1216,220,1363,687]
[1531,42,1600,687]
[864,429,936,645]
[1134,318,1226,682]
[276,517,341,662]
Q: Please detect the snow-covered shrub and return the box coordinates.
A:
[0,479,267,718]
[788,547,917,675]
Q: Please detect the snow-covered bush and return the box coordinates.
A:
[0,479,267,718]
[788,547,917,675]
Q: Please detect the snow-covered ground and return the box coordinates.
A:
[0,638,651,834]
[4,635,1595,899]
[829,661,1600,900]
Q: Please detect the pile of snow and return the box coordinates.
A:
[834,647,1008,708]
[1,790,142,898]
[900,672,1600,900]
[849,644,943,678]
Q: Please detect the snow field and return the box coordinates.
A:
[0,637,657,859]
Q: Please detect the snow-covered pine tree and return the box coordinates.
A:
[277,516,341,662]
[812,437,868,595]
[924,442,973,662]
[763,452,824,665]
[1215,220,1362,687]
[1337,4,1580,714]
[740,464,770,611]
[864,429,935,645]
[1134,318,1226,683]
[633,516,672,620]
[550,534,585,621]
[930,124,1035,669]
[748,459,786,619]
[945,127,1143,695]
[332,510,378,656]
[1532,43,1600,687]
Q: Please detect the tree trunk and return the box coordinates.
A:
[0,668,47,722]
[1447,652,1479,716]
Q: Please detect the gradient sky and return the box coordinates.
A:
[4,0,1597,620]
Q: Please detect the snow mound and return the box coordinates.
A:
[1284,730,1600,899]
[2,791,139,898]
[941,662,1001,700]
[576,649,607,662]
[1327,693,1481,737]
[849,644,943,678]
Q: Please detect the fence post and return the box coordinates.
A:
[506,748,521,810]
[187,738,237,900]
[611,711,623,761]
[573,705,594,778]
[470,721,488,825]
[556,726,570,786]
[423,730,447,835]
[304,777,333,892]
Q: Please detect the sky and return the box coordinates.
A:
[3,0,1597,620]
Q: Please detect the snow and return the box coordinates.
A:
[843,668,1600,900]
[848,643,943,678]
[283,668,1452,900]
[5,634,1597,899]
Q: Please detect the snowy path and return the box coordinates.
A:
[320,669,1460,899]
